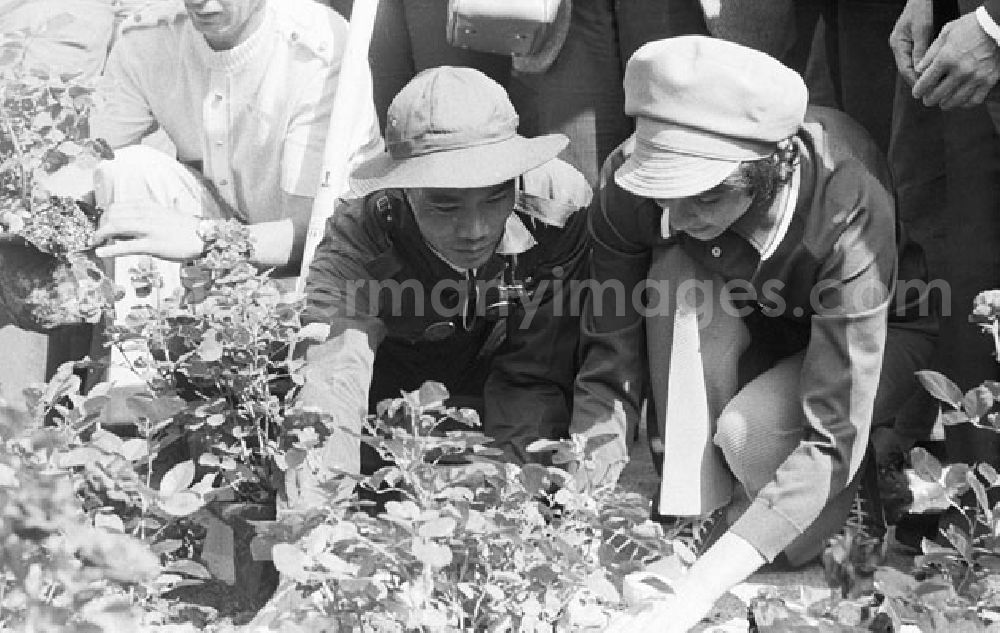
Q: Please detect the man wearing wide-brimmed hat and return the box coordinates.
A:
[575,37,937,630]
[286,66,591,507]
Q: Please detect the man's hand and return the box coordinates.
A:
[92,201,205,262]
[889,0,935,85]
[912,11,1000,109]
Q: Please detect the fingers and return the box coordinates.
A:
[92,215,156,243]
[939,80,979,109]
[890,34,920,85]
[94,237,155,259]
[967,83,995,107]
[914,26,946,75]
[911,62,946,102]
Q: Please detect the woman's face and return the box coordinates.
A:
[656,184,754,241]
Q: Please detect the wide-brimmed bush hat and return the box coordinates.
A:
[615,35,807,200]
[350,66,567,196]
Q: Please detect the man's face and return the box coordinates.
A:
[407,182,515,270]
[184,0,265,50]
[657,184,753,241]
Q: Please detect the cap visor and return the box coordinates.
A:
[614,148,740,200]
[349,134,568,197]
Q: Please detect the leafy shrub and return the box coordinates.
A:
[255,383,681,632]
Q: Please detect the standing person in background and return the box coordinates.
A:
[327,0,810,189]
[890,0,1000,470]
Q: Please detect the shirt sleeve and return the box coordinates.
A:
[976,4,1000,45]
[280,15,385,198]
[90,36,158,149]
[570,158,660,488]
[729,169,896,561]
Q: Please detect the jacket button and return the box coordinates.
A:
[711,245,722,258]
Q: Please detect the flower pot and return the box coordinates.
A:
[0,235,61,331]
[202,501,280,606]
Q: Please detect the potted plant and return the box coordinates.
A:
[0,22,118,332]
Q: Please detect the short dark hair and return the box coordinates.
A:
[719,140,800,212]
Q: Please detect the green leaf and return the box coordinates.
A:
[0,464,18,487]
[160,460,195,494]
[943,463,971,496]
[383,500,421,523]
[126,392,186,423]
[979,463,1000,486]
[417,517,456,539]
[197,328,224,362]
[120,438,148,462]
[54,446,102,468]
[150,539,184,555]
[944,524,972,560]
[962,385,995,418]
[158,490,204,517]
[968,471,991,520]
[916,371,964,408]
[164,559,212,579]
[94,512,124,533]
[911,447,943,482]
[412,538,452,569]
[272,543,312,582]
[417,381,449,408]
[519,462,553,496]
[941,410,970,427]
[874,567,919,599]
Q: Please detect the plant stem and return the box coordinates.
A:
[0,87,28,209]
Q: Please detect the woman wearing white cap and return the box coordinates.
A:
[573,36,938,630]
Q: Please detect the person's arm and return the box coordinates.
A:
[911,4,1000,108]
[482,165,592,464]
[91,190,308,273]
[570,155,659,489]
[280,198,388,510]
[89,34,158,149]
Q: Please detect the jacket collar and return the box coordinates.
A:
[730,139,807,261]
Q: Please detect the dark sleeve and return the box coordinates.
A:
[483,205,589,463]
[730,168,896,561]
[984,0,1000,24]
[293,198,387,483]
[570,157,660,487]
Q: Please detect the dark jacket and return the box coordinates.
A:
[299,158,592,469]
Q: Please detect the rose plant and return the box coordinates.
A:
[0,14,118,331]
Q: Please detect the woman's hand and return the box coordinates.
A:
[605,591,716,633]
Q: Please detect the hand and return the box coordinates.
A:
[912,11,1000,109]
[605,591,715,633]
[889,0,935,85]
[92,201,204,262]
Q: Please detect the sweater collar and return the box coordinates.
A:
[188,2,273,72]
